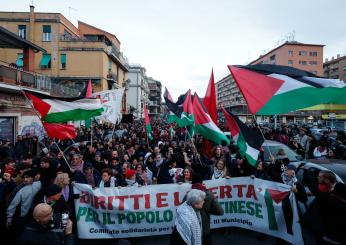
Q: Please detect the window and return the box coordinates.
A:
[343,66,346,70]
[299,60,307,65]
[40,54,51,69]
[62,29,72,40]
[16,53,23,68]
[310,70,317,75]
[309,51,318,56]
[288,60,293,65]
[18,25,26,39]
[60,53,66,69]
[108,58,112,71]
[299,51,307,56]
[288,50,293,56]
[270,54,276,64]
[42,25,51,41]
[309,61,317,65]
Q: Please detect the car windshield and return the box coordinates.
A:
[263,143,301,162]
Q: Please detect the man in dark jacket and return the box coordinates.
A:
[191,174,224,245]
[18,203,75,245]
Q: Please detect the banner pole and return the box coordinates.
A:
[251,115,273,159]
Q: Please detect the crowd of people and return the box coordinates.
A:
[0,118,345,245]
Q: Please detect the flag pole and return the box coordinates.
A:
[251,115,273,159]
[185,127,203,165]
[90,118,93,144]
[20,89,73,171]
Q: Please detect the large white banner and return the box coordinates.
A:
[93,88,124,124]
[74,177,303,244]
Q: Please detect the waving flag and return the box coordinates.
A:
[24,90,103,123]
[203,69,217,124]
[228,64,346,115]
[193,93,229,145]
[164,89,194,127]
[222,106,263,166]
[144,104,153,140]
[42,122,77,140]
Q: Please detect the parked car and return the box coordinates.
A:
[262,140,344,183]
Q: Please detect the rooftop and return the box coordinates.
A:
[250,41,325,64]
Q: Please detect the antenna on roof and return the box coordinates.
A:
[68,6,77,22]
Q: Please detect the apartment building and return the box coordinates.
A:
[127,64,149,118]
[147,77,162,118]
[250,41,324,76]
[0,6,129,96]
[324,54,346,81]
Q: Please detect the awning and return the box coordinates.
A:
[16,54,23,67]
[61,54,66,63]
[40,54,51,66]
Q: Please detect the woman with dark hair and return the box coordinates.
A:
[210,160,230,180]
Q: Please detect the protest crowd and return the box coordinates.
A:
[0,117,346,245]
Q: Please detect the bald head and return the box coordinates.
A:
[33,203,52,224]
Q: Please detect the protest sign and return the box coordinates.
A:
[74,177,303,244]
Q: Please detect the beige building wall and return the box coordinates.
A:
[250,42,324,76]
[0,9,128,96]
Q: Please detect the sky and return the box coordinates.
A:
[2,0,346,99]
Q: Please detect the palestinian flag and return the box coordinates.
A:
[144,104,153,140]
[193,93,229,145]
[24,90,104,123]
[164,89,194,127]
[164,87,177,124]
[221,107,264,166]
[42,122,77,140]
[228,64,346,115]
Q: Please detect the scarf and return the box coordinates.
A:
[175,202,202,245]
[125,179,139,187]
[212,167,224,179]
[281,173,297,187]
[99,177,117,188]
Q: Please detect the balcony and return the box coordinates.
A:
[0,61,79,97]
[0,62,51,93]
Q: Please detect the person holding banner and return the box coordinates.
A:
[171,189,206,245]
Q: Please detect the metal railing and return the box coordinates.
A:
[0,63,51,92]
[0,62,79,96]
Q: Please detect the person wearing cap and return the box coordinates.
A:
[74,161,101,188]
[0,166,17,241]
[6,170,42,234]
[34,183,68,215]
[18,203,75,245]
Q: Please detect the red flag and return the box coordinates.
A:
[85,80,93,98]
[42,122,77,140]
[203,69,217,124]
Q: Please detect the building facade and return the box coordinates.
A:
[324,54,346,81]
[127,64,149,118]
[0,6,129,97]
[250,41,324,76]
[147,77,162,118]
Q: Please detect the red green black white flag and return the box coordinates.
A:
[221,106,264,166]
